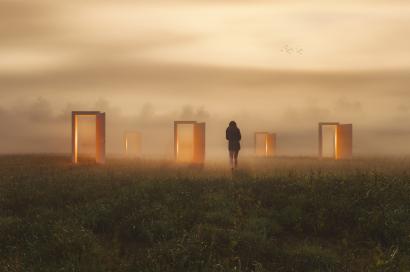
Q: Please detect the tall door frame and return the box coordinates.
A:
[255,132,276,157]
[174,121,206,164]
[336,124,353,160]
[194,122,206,164]
[319,122,352,160]
[72,111,106,164]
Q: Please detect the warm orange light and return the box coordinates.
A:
[255,132,276,157]
[265,135,268,156]
[72,111,106,164]
[335,127,339,160]
[124,131,141,157]
[175,123,194,162]
[174,121,205,164]
[319,122,352,160]
[74,116,78,163]
[176,138,179,156]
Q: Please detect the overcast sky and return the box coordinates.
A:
[1,0,410,157]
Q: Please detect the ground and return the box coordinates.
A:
[0,155,409,271]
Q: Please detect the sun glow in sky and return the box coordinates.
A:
[1,0,410,157]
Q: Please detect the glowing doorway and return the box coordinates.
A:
[72,111,106,164]
[174,121,205,164]
[255,132,276,157]
[124,131,141,157]
[318,122,353,160]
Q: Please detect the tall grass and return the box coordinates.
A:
[0,155,409,271]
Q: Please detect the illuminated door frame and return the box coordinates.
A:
[174,121,206,164]
[124,131,141,157]
[72,111,106,164]
[255,132,277,157]
[318,122,353,160]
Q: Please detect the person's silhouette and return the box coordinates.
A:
[226,121,241,170]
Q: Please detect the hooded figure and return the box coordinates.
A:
[226,121,241,169]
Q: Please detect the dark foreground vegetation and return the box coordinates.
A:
[0,155,409,271]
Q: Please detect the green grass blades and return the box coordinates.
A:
[0,155,409,271]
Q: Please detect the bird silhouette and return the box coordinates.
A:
[281,45,303,55]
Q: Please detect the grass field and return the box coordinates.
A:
[0,155,409,271]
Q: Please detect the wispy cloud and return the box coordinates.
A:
[1,0,410,156]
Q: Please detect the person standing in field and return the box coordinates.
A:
[226,121,241,170]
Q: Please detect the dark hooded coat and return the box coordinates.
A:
[226,124,241,151]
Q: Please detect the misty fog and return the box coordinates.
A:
[1,0,410,158]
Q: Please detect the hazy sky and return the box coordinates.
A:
[1,0,410,157]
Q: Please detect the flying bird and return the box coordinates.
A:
[281,45,303,55]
